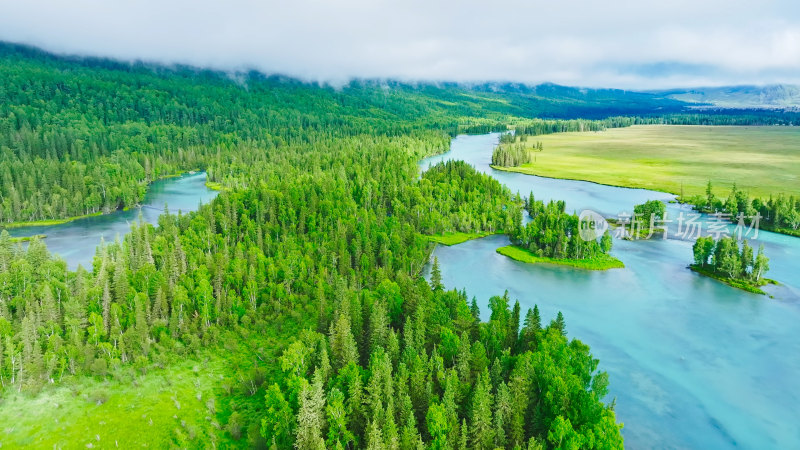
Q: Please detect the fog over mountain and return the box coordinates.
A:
[1,0,800,89]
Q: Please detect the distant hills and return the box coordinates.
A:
[655,85,800,109]
[2,41,798,115]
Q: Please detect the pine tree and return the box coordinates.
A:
[329,313,359,371]
[753,244,770,283]
[326,388,353,448]
[551,311,566,337]
[426,403,450,450]
[262,384,295,449]
[494,382,512,448]
[430,257,443,292]
[470,371,495,449]
[295,374,327,450]
[740,239,754,278]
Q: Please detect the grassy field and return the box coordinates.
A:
[423,231,500,245]
[496,245,624,270]
[0,358,223,448]
[0,312,305,449]
[497,125,800,199]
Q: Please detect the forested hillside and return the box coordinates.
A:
[0,42,624,448]
[0,42,696,225]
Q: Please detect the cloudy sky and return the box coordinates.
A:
[2,0,799,89]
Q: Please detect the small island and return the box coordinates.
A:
[497,245,624,270]
[691,235,776,295]
[497,194,624,270]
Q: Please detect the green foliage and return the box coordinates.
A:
[423,231,497,246]
[492,143,533,167]
[416,160,522,235]
[689,181,800,237]
[691,236,772,294]
[633,200,666,230]
[496,245,624,270]
[509,195,615,262]
[0,42,627,448]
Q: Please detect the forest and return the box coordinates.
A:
[686,182,800,237]
[0,42,629,448]
[491,142,538,168]
[5,38,800,448]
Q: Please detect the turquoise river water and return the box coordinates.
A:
[420,133,800,450]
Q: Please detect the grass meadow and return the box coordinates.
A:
[498,125,800,199]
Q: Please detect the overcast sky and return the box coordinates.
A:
[2,0,800,89]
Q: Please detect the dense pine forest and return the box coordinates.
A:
[0,42,636,448]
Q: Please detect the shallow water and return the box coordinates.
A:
[420,133,800,449]
[7,172,218,270]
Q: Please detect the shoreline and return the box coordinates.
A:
[423,230,502,246]
[492,165,800,240]
[688,264,778,296]
[1,170,205,231]
[491,163,681,197]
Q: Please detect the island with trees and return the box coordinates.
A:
[691,235,775,294]
[498,195,623,270]
[607,200,667,240]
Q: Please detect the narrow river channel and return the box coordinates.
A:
[7,172,218,269]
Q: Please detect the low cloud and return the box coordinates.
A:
[2,0,799,89]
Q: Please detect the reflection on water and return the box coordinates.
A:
[420,133,800,449]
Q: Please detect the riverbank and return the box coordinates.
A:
[1,171,207,230]
[496,245,625,270]
[423,231,501,246]
[689,264,778,296]
[0,212,103,229]
[495,164,800,240]
[9,233,46,243]
[205,181,229,191]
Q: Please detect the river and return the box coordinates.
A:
[420,133,800,449]
[7,172,218,270]
[6,138,799,448]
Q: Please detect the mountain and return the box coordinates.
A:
[656,85,800,109]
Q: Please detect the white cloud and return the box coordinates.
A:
[1,0,799,88]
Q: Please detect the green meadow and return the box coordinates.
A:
[498,125,800,199]
[0,358,222,448]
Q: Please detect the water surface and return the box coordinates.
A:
[8,172,217,269]
[421,133,800,449]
